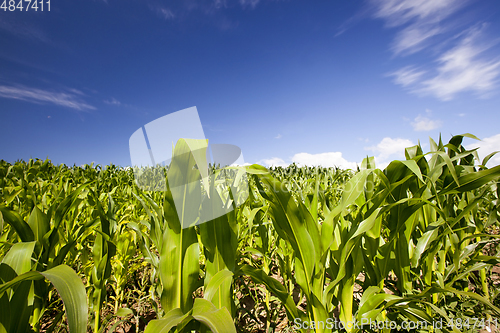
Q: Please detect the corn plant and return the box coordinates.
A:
[0,207,88,333]
[239,134,500,333]
[1,133,499,333]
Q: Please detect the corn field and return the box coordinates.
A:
[1,133,500,333]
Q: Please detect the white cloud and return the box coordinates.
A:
[148,4,175,20]
[372,0,467,55]
[104,97,121,106]
[365,137,415,168]
[258,151,359,169]
[389,26,500,100]
[0,85,95,110]
[465,133,500,166]
[275,134,282,139]
[292,152,358,169]
[158,8,175,20]
[392,24,441,55]
[258,157,288,167]
[147,0,260,25]
[372,0,500,100]
[239,0,260,9]
[411,114,442,131]
[213,0,227,9]
[418,27,500,100]
[259,140,417,170]
[389,66,426,86]
[373,0,461,25]
[0,18,50,43]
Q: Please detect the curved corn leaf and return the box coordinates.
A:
[0,265,87,333]
[191,298,236,333]
[144,308,191,333]
[240,265,302,320]
[0,206,34,242]
[1,242,35,276]
[203,269,233,303]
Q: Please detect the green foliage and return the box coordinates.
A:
[1,133,499,332]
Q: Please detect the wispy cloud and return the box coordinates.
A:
[389,25,500,100]
[392,24,441,55]
[418,26,500,100]
[104,97,121,106]
[411,109,441,131]
[146,0,262,23]
[275,134,282,139]
[411,114,441,131]
[389,66,426,87]
[373,0,462,26]
[158,7,175,20]
[372,0,468,55]
[147,3,176,21]
[365,137,415,168]
[239,0,260,9]
[372,0,500,100]
[335,7,372,37]
[0,85,95,110]
[213,0,227,9]
[0,17,50,43]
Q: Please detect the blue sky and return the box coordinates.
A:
[1,0,500,169]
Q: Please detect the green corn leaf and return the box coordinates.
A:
[191,298,237,333]
[399,160,424,183]
[203,269,233,304]
[412,227,439,267]
[0,265,87,333]
[257,174,318,298]
[329,169,371,218]
[144,308,192,333]
[481,151,499,167]
[440,164,500,195]
[240,265,302,320]
[1,242,35,276]
[0,206,34,242]
[40,265,88,333]
[27,207,50,245]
